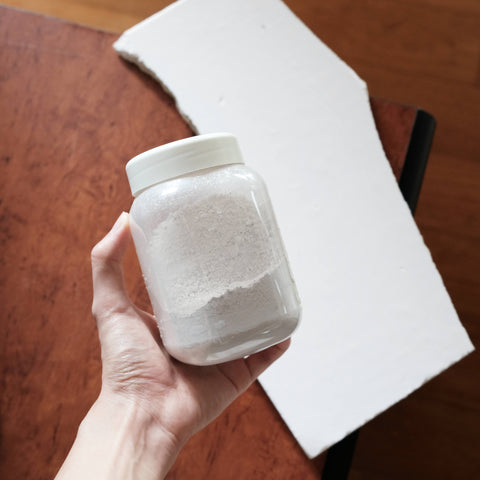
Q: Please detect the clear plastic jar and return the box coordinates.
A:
[126,133,300,365]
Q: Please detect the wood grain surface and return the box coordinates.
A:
[0,8,418,479]
[0,7,190,478]
[1,1,478,479]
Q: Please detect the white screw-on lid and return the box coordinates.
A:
[126,133,244,197]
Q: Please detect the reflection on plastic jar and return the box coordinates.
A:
[126,133,301,365]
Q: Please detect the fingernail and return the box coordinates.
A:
[111,211,128,234]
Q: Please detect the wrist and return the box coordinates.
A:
[57,392,183,480]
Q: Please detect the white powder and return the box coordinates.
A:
[128,148,300,364]
[147,192,282,317]
[168,270,296,350]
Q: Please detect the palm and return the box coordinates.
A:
[97,289,287,445]
[92,213,289,445]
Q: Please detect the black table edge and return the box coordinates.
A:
[400,109,437,215]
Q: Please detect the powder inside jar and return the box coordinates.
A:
[127,135,300,365]
[147,193,282,318]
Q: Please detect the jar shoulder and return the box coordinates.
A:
[131,164,268,218]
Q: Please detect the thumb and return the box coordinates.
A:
[91,212,132,323]
[244,337,291,380]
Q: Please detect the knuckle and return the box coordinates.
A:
[92,297,134,324]
[91,299,100,321]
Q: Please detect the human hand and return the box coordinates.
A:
[56,212,290,480]
[92,211,290,443]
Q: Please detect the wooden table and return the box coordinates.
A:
[0,6,433,479]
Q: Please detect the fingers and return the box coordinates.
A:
[91,212,132,322]
[244,338,291,380]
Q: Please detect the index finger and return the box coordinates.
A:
[91,212,132,320]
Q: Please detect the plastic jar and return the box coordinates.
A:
[126,133,300,365]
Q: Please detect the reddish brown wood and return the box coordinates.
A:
[369,97,417,181]
[0,7,191,478]
[0,6,417,479]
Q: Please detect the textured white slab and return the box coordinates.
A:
[114,0,474,458]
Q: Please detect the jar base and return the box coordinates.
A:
[165,316,299,366]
